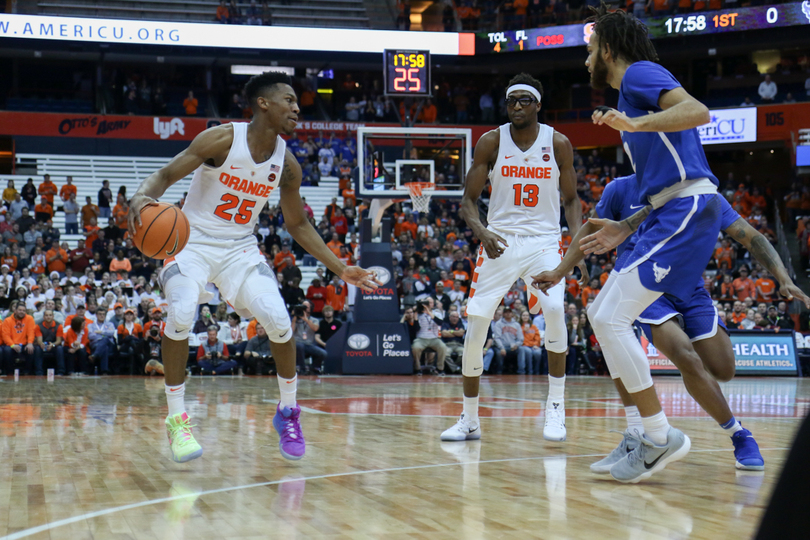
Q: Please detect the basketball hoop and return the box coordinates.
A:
[407,182,435,214]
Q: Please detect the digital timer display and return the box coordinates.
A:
[384,49,431,96]
[475,3,810,54]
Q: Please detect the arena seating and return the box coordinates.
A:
[33,0,372,28]
[4,153,344,289]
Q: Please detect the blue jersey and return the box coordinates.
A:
[619,62,718,204]
[599,173,740,265]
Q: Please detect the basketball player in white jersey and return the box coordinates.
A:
[128,72,380,464]
[441,73,582,443]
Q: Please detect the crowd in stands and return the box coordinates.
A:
[216,0,268,25]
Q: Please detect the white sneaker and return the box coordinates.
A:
[543,401,566,441]
[441,412,482,441]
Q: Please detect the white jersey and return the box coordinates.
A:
[486,123,560,237]
[183,122,286,240]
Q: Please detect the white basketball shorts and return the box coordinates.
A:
[466,232,565,320]
[162,228,282,312]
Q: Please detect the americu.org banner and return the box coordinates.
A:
[642,330,799,376]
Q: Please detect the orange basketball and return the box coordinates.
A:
[132,203,190,260]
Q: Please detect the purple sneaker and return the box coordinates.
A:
[273,404,306,460]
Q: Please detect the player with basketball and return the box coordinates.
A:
[553,3,727,482]
[440,73,583,443]
[128,72,380,463]
[535,173,810,473]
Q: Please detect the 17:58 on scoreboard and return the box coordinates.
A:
[384,49,431,97]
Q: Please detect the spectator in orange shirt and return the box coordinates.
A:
[732,266,756,301]
[34,308,63,375]
[747,187,767,212]
[46,240,68,275]
[111,194,128,240]
[273,241,296,272]
[714,238,734,269]
[755,273,776,303]
[560,227,572,255]
[34,197,53,223]
[518,311,542,375]
[730,301,747,325]
[109,250,132,279]
[326,275,347,313]
[326,233,343,258]
[581,278,601,308]
[59,176,77,204]
[451,262,470,293]
[183,91,198,116]
[2,247,17,272]
[216,0,230,22]
[599,263,613,287]
[63,315,90,374]
[84,217,100,250]
[719,273,736,302]
[401,214,418,240]
[2,301,36,374]
[81,196,100,228]
[38,175,58,205]
[306,277,328,316]
[419,99,438,124]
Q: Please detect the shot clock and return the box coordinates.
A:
[384,49,431,97]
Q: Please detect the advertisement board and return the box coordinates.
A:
[697,107,757,145]
[644,330,798,376]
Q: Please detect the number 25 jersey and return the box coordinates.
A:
[183,121,286,240]
[486,123,560,237]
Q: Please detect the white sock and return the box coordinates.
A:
[624,405,645,434]
[548,375,565,403]
[278,374,297,408]
[641,411,670,446]
[463,396,479,424]
[720,416,743,435]
[165,383,185,417]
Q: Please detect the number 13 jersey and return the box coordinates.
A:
[183,121,286,240]
[486,123,560,237]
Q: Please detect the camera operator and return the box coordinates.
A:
[244,322,273,375]
[292,301,326,374]
[196,325,237,375]
[143,307,164,363]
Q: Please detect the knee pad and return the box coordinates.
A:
[462,315,489,377]
[163,284,199,341]
[248,295,292,343]
[542,304,568,354]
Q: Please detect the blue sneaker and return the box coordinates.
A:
[731,427,764,471]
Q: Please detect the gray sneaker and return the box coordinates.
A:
[610,427,691,484]
[590,429,642,474]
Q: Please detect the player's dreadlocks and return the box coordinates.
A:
[507,73,544,100]
[244,71,293,107]
[586,1,658,64]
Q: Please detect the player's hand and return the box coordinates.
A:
[592,107,638,133]
[341,266,383,293]
[127,194,157,237]
[779,282,810,309]
[531,269,563,295]
[580,217,632,255]
[479,230,508,259]
[577,262,590,287]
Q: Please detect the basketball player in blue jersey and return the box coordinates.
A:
[553,3,727,482]
[535,175,810,474]
[128,72,380,464]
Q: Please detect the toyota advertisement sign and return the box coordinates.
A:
[697,107,757,145]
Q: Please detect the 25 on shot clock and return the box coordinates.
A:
[384,49,431,96]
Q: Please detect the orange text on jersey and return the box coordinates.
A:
[219,172,275,198]
[501,165,553,179]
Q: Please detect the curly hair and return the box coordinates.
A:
[507,73,544,100]
[586,1,658,64]
[244,71,293,107]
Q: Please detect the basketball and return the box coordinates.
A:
[132,202,190,260]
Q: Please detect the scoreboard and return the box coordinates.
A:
[384,49,431,96]
[477,3,810,54]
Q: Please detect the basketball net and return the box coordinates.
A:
[407,182,435,214]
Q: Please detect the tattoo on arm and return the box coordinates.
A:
[621,206,651,232]
[749,234,788,280]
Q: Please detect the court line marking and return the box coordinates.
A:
[0,446,789,540]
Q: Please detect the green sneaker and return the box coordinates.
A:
[165,412,203,463]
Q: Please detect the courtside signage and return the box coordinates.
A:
[644,330,798,375]
[697,107,757,145]
[0,14,475,55]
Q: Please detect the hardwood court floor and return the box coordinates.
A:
[0,374,805,540]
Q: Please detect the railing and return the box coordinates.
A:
[774,205,801,316]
